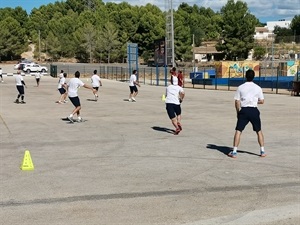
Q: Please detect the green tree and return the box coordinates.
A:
[98,22,121,63]
[273,26,294,43]
[0,17,27,60]
[216,0,257,60]
[253,45,266,60]
[291,15,300,36]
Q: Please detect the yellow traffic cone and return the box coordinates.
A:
[20,150,34,171]
[162,94,166,101]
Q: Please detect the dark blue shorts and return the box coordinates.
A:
[93,87,99,91]
[166,103,181,119]
[58,88,66,94]
[69,96,81,107]
[16,85,24,95]
[235,107,261,132]
[129,86,138,94]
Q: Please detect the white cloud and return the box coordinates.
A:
[103,0,300,22]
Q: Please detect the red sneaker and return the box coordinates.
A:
[177,123,182,131]
[174,128,181,135]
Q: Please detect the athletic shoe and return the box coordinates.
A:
[67,116,74,123]
[128,98,133,102]
[20,101,26,104]
[77,118,83,122]
[174,128,181,135]
[58,101,63,104]
[131,97,136,102]
[14,99,19,104]
[228,151,237,158]
[63,100,68,103]
[260,151,266,157]
[177,123,182,131]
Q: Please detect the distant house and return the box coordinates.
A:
[193,41,223,62]
[266,20,291,32]
[254,27,272,40]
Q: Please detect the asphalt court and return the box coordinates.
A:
[0,76,299,225]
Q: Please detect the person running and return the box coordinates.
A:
[14,70,27,104]
[128,69,140,102]
[59,70,64,79]
[57,72,68,104]
[165,76,185,135]
[66,71,96,122]
[35,72,41,87]
[0,67,3,82]
[91,70,102,101]
[228,69,266,158]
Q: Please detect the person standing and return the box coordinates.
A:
[57,72,68,104]
[128,70,140,102]
[66,71,96,122]
[177,70,184,87]
[35,72,41,87]
[0,67,3,82]
[165,76,185,135]
[14,70,27,104]
[228,69,266,158]
[91,70,102,101]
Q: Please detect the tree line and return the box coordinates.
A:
[0,0,299,62]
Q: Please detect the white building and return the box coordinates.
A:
[266,20,291,32]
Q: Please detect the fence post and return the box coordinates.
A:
[276,66,279,94]
[228,69,231,91]
[143,67,146,85]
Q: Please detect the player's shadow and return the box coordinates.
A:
[86,98,97,101]
[152,126,175,134]
[206,144,260,157]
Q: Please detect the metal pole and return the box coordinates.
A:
[39,30,41,63]
[170,0,175,67]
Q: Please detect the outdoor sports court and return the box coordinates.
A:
[0,75,299,225]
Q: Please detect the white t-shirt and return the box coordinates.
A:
[59,73,64,78]
[67,78,84,97]
[91,74,101,87]
[58,77,66,89]
[165,84,184,105]
[35,73,41,79]
[0,69,2,74]
[15,75,24,86]
[234,82,264,107]
[129,74,137,86]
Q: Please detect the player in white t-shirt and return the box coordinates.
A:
[14,70,27,104]
[228,69,266,158]
[165,76,185,135]
[128,70,140,102]
[57,72,68,104]
[0,67,3,82]
[91,70,102,101]
[34,72,41,87]
[66,71,96,122]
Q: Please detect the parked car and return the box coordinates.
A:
[23,63,48,73]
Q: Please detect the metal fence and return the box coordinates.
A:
[51,63,299,95]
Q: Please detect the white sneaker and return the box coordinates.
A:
[63,100,68,103]
[131,97,136,102]
[128,98,133,102]
[67,116,74,123]
[77,117,83,122]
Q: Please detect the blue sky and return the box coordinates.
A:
[0,0,299,23]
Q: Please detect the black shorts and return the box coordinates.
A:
[235,107,261,132]
[16,85,24,95]
[129,86,138,94]
[93,87,99,91]
[69,96,81,107]
[58,88,66,94]
[166,103,181,119]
